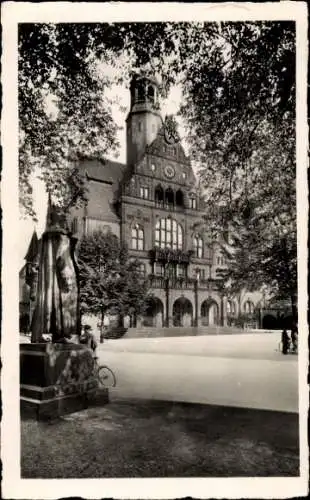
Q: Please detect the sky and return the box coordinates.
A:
[18,80,185,268]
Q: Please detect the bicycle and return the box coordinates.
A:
[92,356,116,388]
[277,340,298,355]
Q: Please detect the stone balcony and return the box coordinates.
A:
[148,274,222,291]
[149,247,193,264]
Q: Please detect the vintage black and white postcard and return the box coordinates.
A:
[1,1,308,499]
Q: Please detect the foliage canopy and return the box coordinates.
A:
[19,22,297,309]
[78,230,150,320]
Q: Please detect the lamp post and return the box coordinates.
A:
[164,262,170,328]
[98,253,106,342]
[194,268,199,327]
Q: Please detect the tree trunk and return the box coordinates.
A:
[290,293,298,323]
[100,306,105,342]
[118,313,124,328]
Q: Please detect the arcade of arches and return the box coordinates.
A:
[142,297,293,329]
[142,295,222,327]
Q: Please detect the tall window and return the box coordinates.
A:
[175,190,184,208]
[176,264,186,277]
[196,268,205,280]
[155,185,164,207]
[165,188,174,209]
[148,85,155,103]
[217,254,226,266]
[193,235,203,258]
[140,186,149,199]
[244,300,254,314]
[155,218,183,250]
[227,300,236,315]
[132,225,144,250]
[190,197,197,209]
[138,263,146,276]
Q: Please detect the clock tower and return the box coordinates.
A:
[126,74,163,167]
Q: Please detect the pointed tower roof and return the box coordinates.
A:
[45,191,53,229]
[45,193,69,234]
[24,230,39,262]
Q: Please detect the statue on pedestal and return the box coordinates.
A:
[31,196,80,343]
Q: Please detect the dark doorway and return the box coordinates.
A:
[173,298,193,327]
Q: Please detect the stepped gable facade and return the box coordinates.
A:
[22,74,277,331]
[67,73,263,328]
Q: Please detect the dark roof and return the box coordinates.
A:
[24,230,39,262]
[78,158,126,185]
[86,180,119,221]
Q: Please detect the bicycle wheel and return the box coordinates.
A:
[98,365,116,388]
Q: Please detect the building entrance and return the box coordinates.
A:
[201,300,219,326]
[143,297,164,327]
[173,297,193,327]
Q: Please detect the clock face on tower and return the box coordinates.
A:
[164,165,175,179]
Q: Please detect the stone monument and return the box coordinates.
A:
[20,197,105,420]
[30,198,80,343]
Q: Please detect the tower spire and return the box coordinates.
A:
[126,73,162,166]
[45,191,53,230]
[45,192,69,233]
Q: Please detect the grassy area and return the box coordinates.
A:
[21,398,299,478]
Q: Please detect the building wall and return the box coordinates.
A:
[54,75,264,329]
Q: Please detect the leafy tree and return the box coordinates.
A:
[177,22,296,315]
[18,23,176,218]
[77,229,150,326]
[19,23,127,217]
[20,22,296,315]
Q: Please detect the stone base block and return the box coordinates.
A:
[20,342,108,420]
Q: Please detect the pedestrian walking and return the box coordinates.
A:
[80,325,98,356]
[100,315,110,343]
[291,322,298,353]
[281,328,290,355]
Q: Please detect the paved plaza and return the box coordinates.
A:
[20,332,300,478]
[19,331,299,413]
[97,332,298,413]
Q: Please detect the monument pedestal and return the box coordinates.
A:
[20,343,108,420]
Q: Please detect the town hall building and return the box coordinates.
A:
[21,73,292,334]
[65,73,263,329]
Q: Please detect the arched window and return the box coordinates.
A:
[155,185,164,207]
[244,300,254,314]
[216,253,226,266]
[136,81,145,102]
[165,188,175,209]
[155,218,183,250]
[132,225,144,250]
[190,196,197,209]
[148,85,155,103]
[227,300,236,315]
[175,190,184,208]
[193,235,203,258]
[140,186,149,199]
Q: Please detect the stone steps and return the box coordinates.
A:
[123,326,256,338]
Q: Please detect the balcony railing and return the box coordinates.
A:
[149,247,194,264]
[148,275,222,291]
